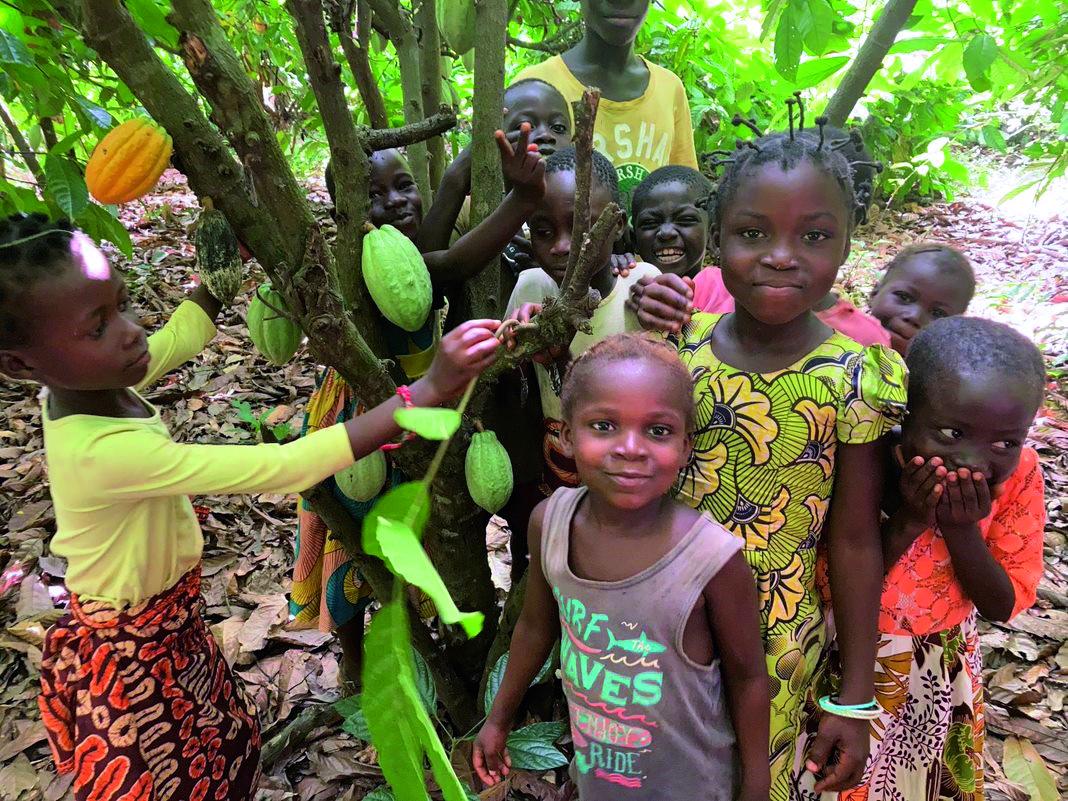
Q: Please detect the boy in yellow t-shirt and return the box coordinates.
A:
[514,0,698,208]
[0,213,501,801]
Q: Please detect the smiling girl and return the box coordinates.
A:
[474,334,770,801]
[630,112,909,799]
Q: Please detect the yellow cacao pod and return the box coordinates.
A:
[335,450,388,502]
[465,429,513,514]
[85,118,173,204]
[246,284,302,365]
[436,0,476,55]
[362,224,432,332]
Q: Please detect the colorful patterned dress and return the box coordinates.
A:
[289,308,444,631]
[826,447,1045,801]
[674,313,908,801]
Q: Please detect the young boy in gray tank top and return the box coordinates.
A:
[475,334,770,800]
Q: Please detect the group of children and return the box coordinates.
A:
[0,1,1048,801]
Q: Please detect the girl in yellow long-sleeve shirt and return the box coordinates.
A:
[0,213,501,801]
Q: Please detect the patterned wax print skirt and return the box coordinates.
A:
[38,567,261,801]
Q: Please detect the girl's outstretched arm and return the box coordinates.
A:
[704,551,770,801]
[808,439,885,793]
[474,499,560,786]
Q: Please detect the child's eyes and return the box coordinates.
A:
[802,230,831,242]
[530,227,552,239]
[992,440,1020,451]
[649,425,672,437]
[676,216,700,226]
[893,290,913,303]
[938,427,963,440]
[738,228,764,239]
[590,421,613,432]
[932,308,948,319]
[551,124,568,134]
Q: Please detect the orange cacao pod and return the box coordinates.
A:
[85,119,173,204]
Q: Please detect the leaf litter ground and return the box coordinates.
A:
[0,170,1065,800]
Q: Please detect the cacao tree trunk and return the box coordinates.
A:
[823,0,918,127]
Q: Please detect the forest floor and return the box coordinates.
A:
[0,167,1065,801]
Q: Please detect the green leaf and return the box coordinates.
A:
[483,648,556,713]
[393,407,461,440]
[413,650,437,712]
[1002,737,1058,801]
[980,124,1006,151]
[773,1,803,79]
[362,482,431,560]
[889,36,949,54]
[363,600,469,801]
[363,788,395,801]
[0,29,32,66]
[506,722,569,771]
[335,694,372,740]
[75,204,133,257]
[45,155,88,219]
[792,56,849,89]
[126,0,180,50]
[74,96,112,129]
[365,517,483,638]
[962,33,997,91]
[803,0,833,55]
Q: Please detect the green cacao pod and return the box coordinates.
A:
[436,0,476,56]
[465,429,513,514]
[246,284,302,365]
[195,207,242,304]
[335,450,387,502]
[362,224,432,332]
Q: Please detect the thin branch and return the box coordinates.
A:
[365,0,407,39]
[561,88,600,287]
[506,21,581,54]
[287,0,378,331]
[0,100,45,188]
[332,0,389,129]
[363,107,456,151]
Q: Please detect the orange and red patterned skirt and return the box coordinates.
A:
[38,567,260,801]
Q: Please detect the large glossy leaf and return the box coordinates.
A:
[773,0,803,79]
[362,481,431,560]
[394,407,461,440]
[45,155,89,218]
[368,517,483,638]
[792,56,848,89]
[802,0,833,55]
[76,203,133,257]
[0,29,32,66]
[962,33,998,91]
[482,647,556,713]
[126,0,180,50]
[363,600,469,801]
[506,721,569,771]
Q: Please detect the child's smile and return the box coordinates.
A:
[633,180,708,277]
[718,161,849,326]
[870,253,973,352]
[368,149,423,240]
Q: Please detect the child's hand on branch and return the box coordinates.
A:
[417,319,501,404]
[805,714,868,793]
[497,123,545,204]
[627,273,695,333]
[610,252,638,278]
[936,468,992,533]
[895,451,946,530]
[502,303,562,365]
[473,720,512,787]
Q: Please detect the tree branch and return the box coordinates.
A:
[561,89,599,289]
[0,100,45,188]
[462,0,509,321]
[331,0,389,129]
[506,21,581,54]
[363,107,456,151]
[416,0,446,189]
[367,0,430,201]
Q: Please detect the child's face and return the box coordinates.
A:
[582,0,650,47]
[369,149,423,241]
[633,180,709,277]
[561,356,691,509]
[502,84,571,158]
[717,160,851,326]
[0,236,149,391]
[528,170,620,285]
[869,254,972,355]
[900,369,1035,488]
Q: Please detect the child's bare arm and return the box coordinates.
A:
[704,552,770,801]
[808,440,884,793]
[423,125,544,286]
[417,147,471,254]
[937,468,1015,620]
[474,500,560,785]
[188,284,223,323]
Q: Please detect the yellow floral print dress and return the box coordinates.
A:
[675,313,907,801]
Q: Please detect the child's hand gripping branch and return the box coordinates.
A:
[626,273,696,334]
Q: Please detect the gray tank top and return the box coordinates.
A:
[541,487,743,799]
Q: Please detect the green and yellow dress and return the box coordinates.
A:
[674,313,907,801]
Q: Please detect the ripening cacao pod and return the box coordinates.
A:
[465,429,513,514]
[195,207,243,303]
[436,0,476,56]
[85,118,173,204]
[335,450,388,502]
[246,284,302,365]
[361,224,432,332]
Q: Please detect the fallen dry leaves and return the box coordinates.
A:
[0,168,1065,800]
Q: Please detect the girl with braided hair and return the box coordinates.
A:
[629,99,909,799]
